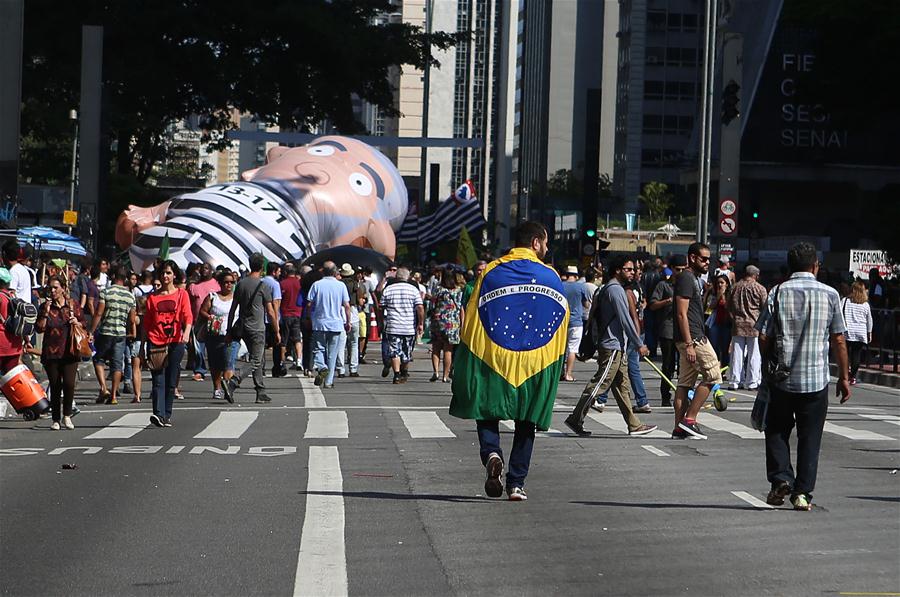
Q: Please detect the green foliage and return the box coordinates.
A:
[546,169,613,199]
[638,181,673,222]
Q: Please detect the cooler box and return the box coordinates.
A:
[1,364,50,421]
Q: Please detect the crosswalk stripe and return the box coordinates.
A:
[731,490,774,509]
[294,446,347,597]
[824,422,896,441]
[642,445,670,457]
[194,412,259,439]
[586,411,670,438]
[501,420,565,437]
[399,411,455,438]
[697,413,762,439]
[299,377,327,408]
[84,413,149,439]
[857,414,900,427]
[304,411,349,439]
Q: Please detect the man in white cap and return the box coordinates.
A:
[561,265,592,382]
[715,255,736,285]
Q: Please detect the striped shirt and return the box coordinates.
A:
[841,299,873,343]
[97,284,136,337]
[381,281,423,336]
[756,272,846,394]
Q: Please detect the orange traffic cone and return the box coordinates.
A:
[367,308,381,342]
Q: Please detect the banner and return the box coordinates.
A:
[849,250,891,280]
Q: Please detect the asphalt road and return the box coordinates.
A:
[1,345,898,597]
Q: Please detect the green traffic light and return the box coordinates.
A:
[586,229,596,238]
[752,212,759,219]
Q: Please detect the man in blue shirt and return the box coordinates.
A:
[307,261,351,389]
[561,266,592,382]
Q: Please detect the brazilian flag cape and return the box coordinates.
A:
[450,247,569,431]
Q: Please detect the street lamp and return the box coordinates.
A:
[68,109,78,234]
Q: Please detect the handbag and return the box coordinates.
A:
[145,344,170,371]
[231,280,264,340]
[68,319,94,359]
[762,284,791,384]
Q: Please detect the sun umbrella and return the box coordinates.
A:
[16,226,87,257]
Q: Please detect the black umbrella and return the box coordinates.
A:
[299,245,395,275]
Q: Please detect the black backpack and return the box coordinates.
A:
[0,292,38,339]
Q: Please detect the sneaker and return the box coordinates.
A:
[338,373,346,379]
[314,369,328,386]
[398,376,408,384]
[766,481,792,506]
[713,389,727,412]
[51,421,61,431]
[429,373,439,382]
[746,384,759,390]
[392,373,401,385]
[507,487,528,501]
[381,366,390,378]
[484,453,503,498]
[174,389,185,400]
[162,418,173,427]
[849,377,857,386]
[634,404,652,414]
[149,414,163,428]
[323,384,334,389]
[590,402,605,414]
[63,416,74,430]
[349,372,360,378]
[629,424,658,436]
[790,493,812,511]
[213,389,224,400]
[255,393,272,403]
[728,383,739,391]
[222,380,235,404]
[193,373,204,382]
[564,415,592,437]
[106,396,118,405]
[677,420,708,440]
[71,405,81,417]
[671,427,689,439]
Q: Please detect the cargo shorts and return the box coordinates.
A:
[675,337,723,388]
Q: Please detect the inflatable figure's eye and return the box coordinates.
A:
[307,145,335,157]
[348,173,373,196]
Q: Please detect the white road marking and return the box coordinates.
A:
[857,414,900,427]
[502,420,564,437]
[731,490,774,509]
[299,377,327,408]
[641,445,670,457]
[304,411,349,439]
[84,413,150,439]
[193,411,259,439]
[824,422,896,441]
[586,411,669,438]
[294,446,347,597]
[697,412,762,439]
[398,411,455,438]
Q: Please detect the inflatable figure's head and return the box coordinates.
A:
[241,136,408,256]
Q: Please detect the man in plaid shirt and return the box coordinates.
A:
[756,242,850,511]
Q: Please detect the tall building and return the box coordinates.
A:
[613,0,704,211]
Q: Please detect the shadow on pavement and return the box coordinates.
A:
[572,500,764,511]
[300,490,490,503]
[846,495,900,503]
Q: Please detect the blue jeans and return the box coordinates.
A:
[123,340,133,383]
[312,330,342,385]
[192,333,208,376]
[708,322,732,367]
[150,342,185,419]
[598,342,648,407]
[476,420,536,490]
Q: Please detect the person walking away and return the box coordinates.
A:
[299,265,321,376]
[561,265,592,382]
[307,262,351,389]
[429,266,465,383]
[706,274,733,367]
[450,222,568,501]
[461,261,488,308]
[842,281,873,385]
[641,259,663,357]
[336,263,362,378]
[867,268,886,309]
[648,257,686,406]
[142,261,192,427]
[279,263,304,371]
[380,267,423,384]
[263,262,285,377]
[566,256,657,437]
[128,294,146,403]
[35,276,81,430]
[757,242,850,510]
[727,265,767,390]
[187,263,219,382]
[199,270,240,399]
[89,266,136,405]
[0,268,25,375]
[225,253,279,403]
[672,242,723,439]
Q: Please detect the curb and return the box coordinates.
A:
[830,363,900,389]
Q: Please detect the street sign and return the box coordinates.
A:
[719,217,736,235]
[63,210,78,226]
[719,242,734,261]
[720,199,737,216]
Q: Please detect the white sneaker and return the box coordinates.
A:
[213,389,224,400]
[728,383,739,390]
[51,421,61,431]
[63,416,74,430]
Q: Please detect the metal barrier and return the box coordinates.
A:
[861,308,899,374]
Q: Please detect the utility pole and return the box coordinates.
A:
[695,0,719,243]
[68,109,79,235]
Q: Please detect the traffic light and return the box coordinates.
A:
[721,80,740,125]
[752,211,759,219]
[586,229,596,238]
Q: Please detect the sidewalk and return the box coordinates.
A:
[830,363,900,389]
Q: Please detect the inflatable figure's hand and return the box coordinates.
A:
[116,202,171,249]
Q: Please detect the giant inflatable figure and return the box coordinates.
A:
[116,136,407,271]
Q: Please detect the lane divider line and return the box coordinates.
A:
[641,445,669,457]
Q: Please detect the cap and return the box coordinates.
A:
[719,255,730,264]
[663,267,673,276]
[564,265,579,275]
[0,267,10,285]
[340,263,354,277]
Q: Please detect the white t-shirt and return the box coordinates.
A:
[9,263,32,302]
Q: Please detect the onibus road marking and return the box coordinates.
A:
[294,446,347,597]
[731,490,774,509]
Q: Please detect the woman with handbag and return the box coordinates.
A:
[36,276,82,430]
[142,260,193,427]
[705,274,733,367]
[198,270,240,401]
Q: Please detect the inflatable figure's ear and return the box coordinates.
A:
[266,146,290,164]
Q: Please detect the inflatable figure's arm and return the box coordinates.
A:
[116,202,172,250]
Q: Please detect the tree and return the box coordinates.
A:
[20,0,461,184]
[638,181,673,222]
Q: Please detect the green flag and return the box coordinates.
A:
[457,225,477,269]
[159,231,170,261]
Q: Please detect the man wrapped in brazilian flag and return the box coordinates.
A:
[450,222,569,501]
